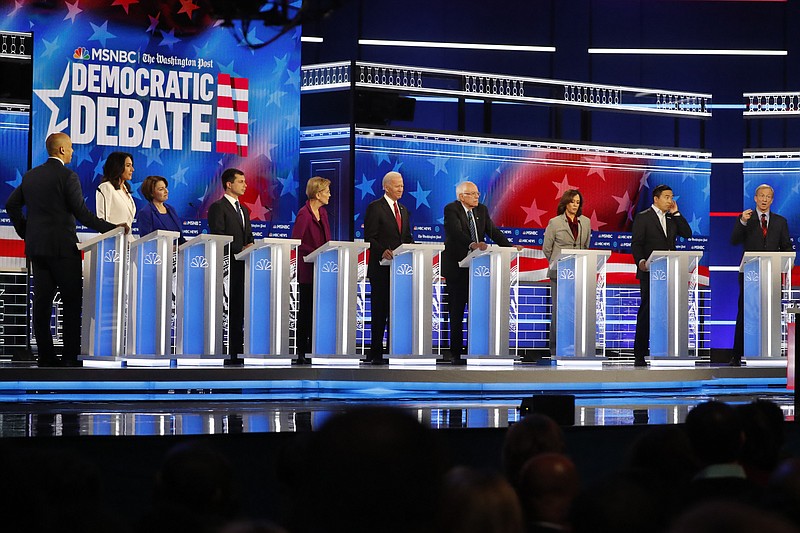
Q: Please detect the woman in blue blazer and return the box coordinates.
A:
[136,175,185,243]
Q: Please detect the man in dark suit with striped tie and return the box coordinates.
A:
[729,183,793,365]
[364,171,414,364]
[208,168,254,362]
[630,184,693,367]
[442,181,518,364]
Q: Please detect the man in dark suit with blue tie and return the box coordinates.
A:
[364,171,414,364]
[208,168,254,362]
[442,181,518,364]
[729,184,792,365]
[630,184,693,367]
[6,133,125,367]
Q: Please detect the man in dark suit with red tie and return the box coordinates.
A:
[6,133,125,367]
[208,168,254,362]
[364,171,414,364]
[729,184,792,365]
[442,181,518,364]
[630,184,693,367]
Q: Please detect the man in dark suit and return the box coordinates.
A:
[208,168,254,362]
[630,184,693,367]
[5,133,125,367]
[442,181,518,364]
[729,183,792,365]
[364,171,414,364]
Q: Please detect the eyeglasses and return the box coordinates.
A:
[460,191,480,197]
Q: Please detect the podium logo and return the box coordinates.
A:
[396,263,414,276]
[255,258,272,271]
[190,256,209,268]
[559,269,575,280]
[321,261,339,273]
[652,269,667,281]
[473,265,491,278]
[103,249,121,263]
[744,271,760,282]
[144,252,162,265]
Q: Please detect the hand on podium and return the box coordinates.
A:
[469,242,488,252]
[117,223,130,234]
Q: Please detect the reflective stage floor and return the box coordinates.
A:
[0,359,793,437]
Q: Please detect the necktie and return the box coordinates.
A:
[393,202,402,232]
[467,210,478,243]
[761,213,768,239]
[659,212,667,236]
[235,200,244,227]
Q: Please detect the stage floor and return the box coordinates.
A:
[0,360,792,436]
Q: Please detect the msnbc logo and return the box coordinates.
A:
[73,47,89,60]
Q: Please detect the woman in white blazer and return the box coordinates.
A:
[542,189,592,356]
[96,151,136,228]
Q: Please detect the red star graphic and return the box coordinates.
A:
[111,0,139,14]
[584,155,606,181]
[521,198,548,226]
[552,174,575,200]
[588,210,607,231]
[178,0,201,19]
[243,195,270,221]
[612,191,632,214]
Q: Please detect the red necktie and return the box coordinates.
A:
[761,213,768,239]
[394,202,402,232]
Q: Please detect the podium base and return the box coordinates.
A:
[388,355,437,366]
[741,357,787,368]
[649,357,697,368]
[123,357,174,368]
[465,356,516,366]
[174,356,227,367]
[243,356,293,366]
[555,357,605,369]
[81,357,126,368]
[310,355,361,365]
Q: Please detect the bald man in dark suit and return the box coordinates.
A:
[208,168,254,361]
[6,133,124,367]
[364,171,414,364]
[630,184,692,367]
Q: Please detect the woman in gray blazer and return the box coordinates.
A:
[542,190,592,356]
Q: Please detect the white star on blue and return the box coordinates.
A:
[277,172,298,198]
[355,174,375,199]
[374,152,391,167]
[89,21,116,48]
[688,213,702,235]
[171,164,189,186]
[218,61,241,78]
[272,54,289,76]
[428,157,449,175]
[408,181,431,209]
[392,160,403,172]
[142,147,164,167]
[41,36,60,58]
[240,27,264,52]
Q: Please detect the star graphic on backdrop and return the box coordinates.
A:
[408,181,431,208]
[688,213,702,235]
[41,36,60,59]
[12,0,23,14]
[218,61,241,78]
[392,160,403,172]
[171,164,188,186]
[588,210,607,231]
[267,90,287,107]
[6,169,23,189]
[64,0,82,22]
[33,65,70,134]
[141,147,164,167]
[72,145,93,167]
[551,174,574,200]
[262,142,278,161]
[159,29,181,50]
[521,198,547,226]
[194,40,212,57]
[277,172,298,197]
[585,155,606,180]
[374,152,391,167]
[427,156,449,176]
[285,68,300,89]
[93,158,105,179]
[146,12,160,33]
[244,195,270,221]
[272,54,289,76]
[612,191,632,214]
[792,181,800,196]
[89,21,116,48]
[702,180,711,200]
[638,171,651,191]
[239,26,263,51]
[177,0,200,19]
[112,0,139,14]
[355,174,375,199]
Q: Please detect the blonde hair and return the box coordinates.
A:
[306,176,331,200]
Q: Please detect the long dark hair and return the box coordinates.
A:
[556,189,583,217]
[101,151,133,192]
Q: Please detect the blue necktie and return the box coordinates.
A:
[467,210,478,243]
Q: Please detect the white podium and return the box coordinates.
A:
[553,249,610,366]
[175,234,232,365]
[125,230,181,366]
[647,250,703,366]
[740,251,796,366]
[78,227,128,366]
[235,238,300,365]
[304,240,368,364]
[459,245,521,365]
[380,243,444,365]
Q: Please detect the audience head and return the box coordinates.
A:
[669,501,799,533]
[102,151,134,191]
[763,458,800,528]
[438,466,524,533]
[685,400,743,466]
[501,413,565,487]
[517,452,580,529]
[736,399,785,474]
[627,424,699,486]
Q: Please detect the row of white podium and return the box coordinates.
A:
[76,228,795,367]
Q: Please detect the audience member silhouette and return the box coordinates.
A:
[437,466,525,533]
[763,458,800,529]
[668,500,799,533]
[502,414,565,488]
[736,399,786,487]
[516,452,580,533]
